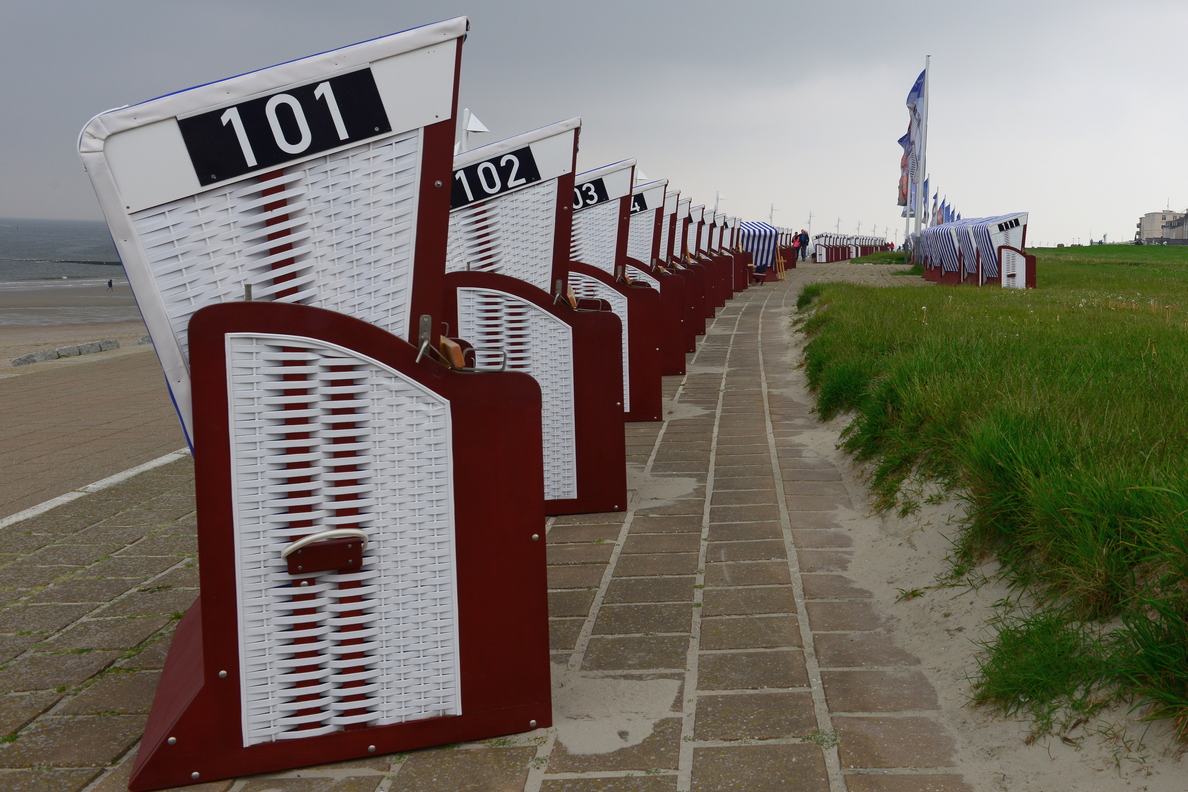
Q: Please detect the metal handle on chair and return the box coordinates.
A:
[281,529,369,559]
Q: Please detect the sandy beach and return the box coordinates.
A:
[0,278,148,368]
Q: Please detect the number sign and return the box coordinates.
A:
[630,193,648,214]
[451,146,542,209]
[178,69,391,186]
[572,178,610,211]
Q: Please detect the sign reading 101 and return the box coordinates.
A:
[179,69,392,186]
[451,147,542,209]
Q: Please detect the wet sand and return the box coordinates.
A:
[0,279,148,368]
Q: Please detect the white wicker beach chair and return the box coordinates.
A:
[78,19,553,789]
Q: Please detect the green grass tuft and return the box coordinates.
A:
[797,245,1188,740]
[971,606,1115,736]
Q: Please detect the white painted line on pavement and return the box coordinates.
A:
[0,447,191,530]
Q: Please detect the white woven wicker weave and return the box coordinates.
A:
[567,272,629,413]
[625,265,659,289]
[626,211,654,264]
[455,288,576,500]
[227,332,459,746]
[445,180,558,293]
[570,200,619,275]
[132,132,422,370]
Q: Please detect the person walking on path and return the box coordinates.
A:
[107,279,113,290]
[798,229,810,260]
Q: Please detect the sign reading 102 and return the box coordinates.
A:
[179,69,392,186]
[451,147,542,209]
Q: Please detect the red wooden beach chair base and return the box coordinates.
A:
[130,302,550,791]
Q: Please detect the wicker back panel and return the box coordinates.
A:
[131,132,422,367]
[627,211,655,263]
[455,288,576,500]
[657,214,671,263]
[227,332,459,746]
[626,265,659,289]
[570,201,619,275]
[445,180,557,293]
[568,272,629,413]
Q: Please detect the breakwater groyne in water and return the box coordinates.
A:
[0,218,122,281]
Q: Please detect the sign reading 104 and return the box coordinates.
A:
[178,69,392,186]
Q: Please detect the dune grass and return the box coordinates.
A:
[797,245,1188,739]
[849,250,905,265]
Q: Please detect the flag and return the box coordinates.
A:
[904,70,926,212]
[897,125,912,207]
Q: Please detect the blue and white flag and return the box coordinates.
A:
[898,125,912,207]
[903,70,926,212]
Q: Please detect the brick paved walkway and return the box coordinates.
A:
[0,263,966,792]
[0,348,186,519]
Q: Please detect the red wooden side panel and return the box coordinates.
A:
[130,302,550,791]
[714,253,738,300]
[442,271,628,515]
[732,251,753,292]
[569,262,662,422]
[628,257,687,376]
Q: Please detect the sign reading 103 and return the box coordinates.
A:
[178,69,392,186]
[450,146,542,209]
[572,178,610,211]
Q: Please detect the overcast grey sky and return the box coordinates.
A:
[2,0,1184,245]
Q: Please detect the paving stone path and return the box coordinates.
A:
[0,263,968,791]
[0,348,186,519]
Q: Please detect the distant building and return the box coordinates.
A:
[1164,214,1188,241]
[1137,210,1186,243]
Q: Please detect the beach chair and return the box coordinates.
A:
[670,198,709,335]
[685,205,716,316]
[78,19,553,789]
[739,221,779,284]
[442,120,628,515]
[706,212,738,302]
[569,160,663,420]
[724,218,751,292]
[653,190,697,354]
[626,179,688,375]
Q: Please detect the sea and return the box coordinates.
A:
[0,217,124,282]
[0,218,140,326]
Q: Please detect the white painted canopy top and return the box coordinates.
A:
[445,119,580,293]
[78,17,469,444]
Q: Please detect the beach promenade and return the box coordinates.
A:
[0,264,973,792]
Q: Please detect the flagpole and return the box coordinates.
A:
[914,55,930,242]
